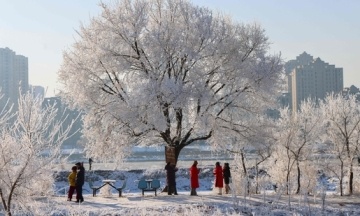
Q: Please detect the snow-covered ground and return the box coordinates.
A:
[43,165,360,216]
[46,191,360,216]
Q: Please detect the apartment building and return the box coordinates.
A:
[285,52,343,110]
[0,47,28,107]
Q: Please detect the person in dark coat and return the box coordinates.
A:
[75,162,85,203]
[223,163,231,194]
[190,160,200,196]
[88,158,93,170]
[165,162,178,195]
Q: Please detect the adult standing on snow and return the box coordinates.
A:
[190,160,200,196]
[88,158,93,170]
[165,162,178,195]
[223,163,231,194]
[213,162,223,195]
[75,162,85,203]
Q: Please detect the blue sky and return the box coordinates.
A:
[1,0,359,96]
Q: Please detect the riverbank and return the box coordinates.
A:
[56,159,235,171]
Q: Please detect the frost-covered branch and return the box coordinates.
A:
[58,0,283,163]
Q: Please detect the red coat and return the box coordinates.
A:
[190,165,200,188]
[213,165,223,188]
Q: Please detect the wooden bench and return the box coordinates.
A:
[91,179,126,197]
[138,179,160,196]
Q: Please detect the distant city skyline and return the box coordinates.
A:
[286,52,343,110]
[1,0,359,97]
[0,47,28,107]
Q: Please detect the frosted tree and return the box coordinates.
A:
[0,93,77,216]
[222,114,275,194]
[58,0,283,164]
[271,100,323,194]
[320,94,360,195]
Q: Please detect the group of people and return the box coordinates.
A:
[67,162,85,203]
[165,160,231,196]
[69,160,230,200]
[213,162,231,195]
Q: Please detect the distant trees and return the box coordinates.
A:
[320,94,360,195]
[224,114,275,194]
[270,100,323,195]
[265,94,360,197]
[0,93,77,216]
[58,0,283,164]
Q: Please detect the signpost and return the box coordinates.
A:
[165,146,176,165]
[163,146,176,193]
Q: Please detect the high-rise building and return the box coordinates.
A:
[30,85,45,99]
[285,52,343,110]
[0,47,28,108]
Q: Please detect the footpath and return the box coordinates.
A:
[48,191,360,215]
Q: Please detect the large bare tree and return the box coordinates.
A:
[58,0,283,164]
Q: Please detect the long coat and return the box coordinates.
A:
[223,166,231,185]
[165,164,178,186]
[76,166,85,186]
[213,165,223,188]
[190,165,200,188]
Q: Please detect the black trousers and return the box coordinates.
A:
[168,184,178,195]
[76,184,84,201]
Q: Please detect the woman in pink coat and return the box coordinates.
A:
[190,160,200,196]
[213,161,223,195]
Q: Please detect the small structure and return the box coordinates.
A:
[138,179,161,196]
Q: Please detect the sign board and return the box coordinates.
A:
[165,146,176,165]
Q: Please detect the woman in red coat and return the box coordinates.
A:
[213,162,223,195]
[190,160,200,196]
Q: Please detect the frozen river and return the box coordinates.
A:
[59,158,233,171]
[59,144,235,170]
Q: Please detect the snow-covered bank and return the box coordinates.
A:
[42,190,360,216]
[47,167,360,216]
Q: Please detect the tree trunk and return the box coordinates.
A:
[349,163,353,195]
[174,146,183,165]
[1,188,13,216]
[296,161,301,194]
[340,161,344,196]
[240,151,250,194]
[240,151,247,176]
[255,160,259,194]
[163,145,184,193]
[165,145,184,165]
[286,171,290,195]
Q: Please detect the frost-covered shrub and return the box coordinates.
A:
[0,93,78,215]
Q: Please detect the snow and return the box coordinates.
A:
[42,165,360,216]
[46,188,360,216]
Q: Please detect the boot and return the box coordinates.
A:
[174,187,178,195]
[190,188,197,196]
[168,186,173,195]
